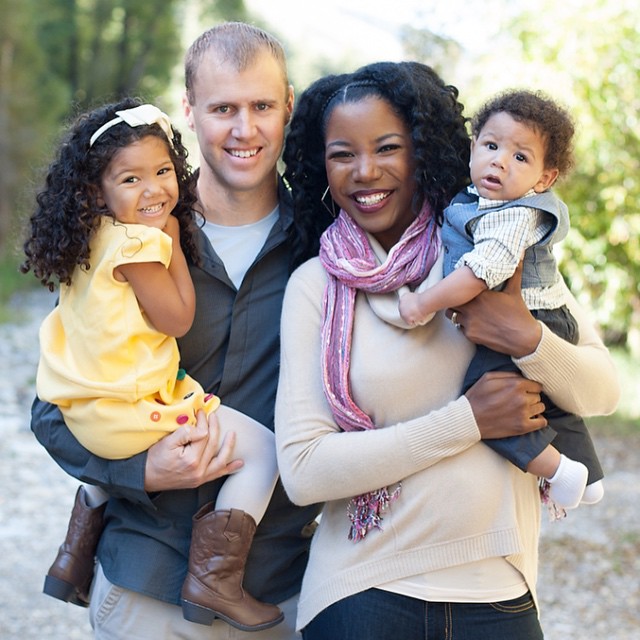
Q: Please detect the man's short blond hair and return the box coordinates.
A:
[185,22,289,105]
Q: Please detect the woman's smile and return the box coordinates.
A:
[324,96,417,251]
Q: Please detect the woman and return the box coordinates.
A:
[276,62,619,639]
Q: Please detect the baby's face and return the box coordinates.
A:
[470,112,557,201]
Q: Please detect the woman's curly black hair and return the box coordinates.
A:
[283,61,471,268]
[21,97,200,291]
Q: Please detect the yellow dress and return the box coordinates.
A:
[36,218,219,459]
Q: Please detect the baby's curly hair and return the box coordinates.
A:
[471,89,575,176]
[283,61,470,267]
[21,97,200,291]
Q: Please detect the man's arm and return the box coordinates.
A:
[31,397,152,505]
[31,397,244,500]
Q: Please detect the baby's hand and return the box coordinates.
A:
[399,291,429,326]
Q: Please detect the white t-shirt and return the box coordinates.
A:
[200,206,279,289]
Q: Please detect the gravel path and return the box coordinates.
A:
[0,290,638,639]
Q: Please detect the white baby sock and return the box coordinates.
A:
[547,454,588,509]
[581,479,605,505]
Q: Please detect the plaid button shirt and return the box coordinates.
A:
[459,188,566,309]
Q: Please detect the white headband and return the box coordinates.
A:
[89,104,174,148]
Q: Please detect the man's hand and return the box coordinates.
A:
[144,410,244,492]
[448,263,542,358]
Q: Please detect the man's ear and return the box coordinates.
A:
[183,93,195,132]
[534,167,559,192]
[285,85,294,124]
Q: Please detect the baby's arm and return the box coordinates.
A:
[399,266,486,326]
[400,206,548,326]
[116,216,196,337]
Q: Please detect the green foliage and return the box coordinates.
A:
[400,25,462,80]
[0,250,35,323]
[507,0,640,351]
[199,0,250,23]
[0,0,249,259]
[608,348,640,422]
[0,0,67,254]
[33,0,184,109]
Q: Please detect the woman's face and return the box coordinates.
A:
[324,96,417,252]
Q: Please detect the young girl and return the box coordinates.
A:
[21,98,283,631]
[399,89,604,514]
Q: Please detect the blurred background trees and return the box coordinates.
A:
[507,0,640,353]
[1,0,638,358]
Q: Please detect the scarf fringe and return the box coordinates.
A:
[539,478,566,522]
[347,484,402,542]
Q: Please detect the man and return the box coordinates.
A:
[32,22,322,639]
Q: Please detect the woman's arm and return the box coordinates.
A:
[275,261,546,506]
[452,266,620,416]
[515,285,620,416]
[116,216,196,337]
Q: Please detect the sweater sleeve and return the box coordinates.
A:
[514,279,620,416]
[275,260,480,507]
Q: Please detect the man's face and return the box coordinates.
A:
[184,51,293,197]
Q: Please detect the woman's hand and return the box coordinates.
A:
[144,410,244,491]
[466,371,547,439]
[448,263,542,358]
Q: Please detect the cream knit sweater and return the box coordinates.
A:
[275,251,619,631]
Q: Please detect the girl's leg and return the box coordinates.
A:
[212,405,279,524]
[83,484,109,507]
[180,406,283,630]
[44,485,107,606]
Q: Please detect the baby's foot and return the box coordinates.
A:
[581,479,604,505]
[547,454,588,509]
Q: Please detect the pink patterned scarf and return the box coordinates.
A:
[319,204,440,541]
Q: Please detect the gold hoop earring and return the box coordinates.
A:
[321,185,337,218]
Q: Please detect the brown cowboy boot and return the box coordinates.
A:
[181,505,284,630]
[43,486,106,607]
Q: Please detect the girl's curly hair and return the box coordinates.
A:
[283,61,471,267]
[471,89,575,176]
[21,97,200,291]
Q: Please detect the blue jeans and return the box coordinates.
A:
[302,588,543,640]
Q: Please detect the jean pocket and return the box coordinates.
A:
[489,591,536,615]
[89,566,125,629]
